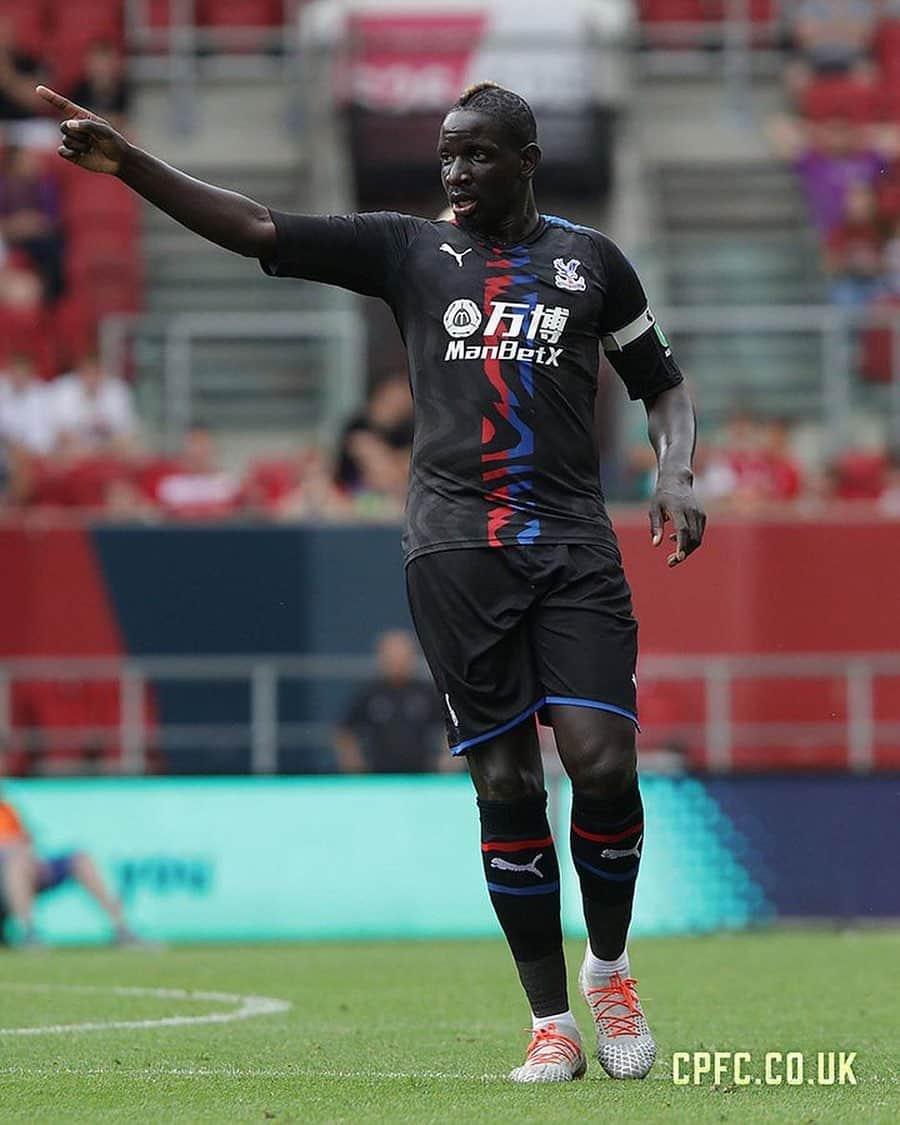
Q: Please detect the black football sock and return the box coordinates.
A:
[478,791,568,1018]
[571,780,644,961]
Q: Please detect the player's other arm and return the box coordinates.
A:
[645,382,706,567]
[36,85,275,259]
[596,232,706,567]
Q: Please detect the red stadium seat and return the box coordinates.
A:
[197,0,283,28]
[60,174,140,238]
[196,0,284,51]
[0,306,56,379]
[43,0,124,90]
[801,77,877,123]
[65,231,142,317]
[873,73,900,123]
[829,451,887,500]
[860,297,900,384]
[144,0,176,29]
[10,678,157,772]
[876,20,900,78]
[50,294,99,373]
[0,0,46,55]
[637,1,775,22]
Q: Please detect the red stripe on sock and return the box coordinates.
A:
[481,836,553,853]
[572,821,643,844]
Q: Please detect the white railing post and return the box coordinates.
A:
[823,308,852,456]
[723,0,752,120]
[120,665,147,775]
[705,662,732,771]
[846,661,874,773]
[250,663,279,774]
[164,324,193,449]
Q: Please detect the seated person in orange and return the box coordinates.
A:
[0,795,137,947]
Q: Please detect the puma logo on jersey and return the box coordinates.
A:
[600,834,643,861]
[490,853,544,878]
[439,243,472,268]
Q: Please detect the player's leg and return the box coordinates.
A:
[67,852,137,942]
[534,545,655,1078]
[467,722,586,1082]
[0,845,40,945]
[550,705,641,962]
[406,548,585,1081]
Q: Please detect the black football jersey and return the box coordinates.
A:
[261,212,683,561]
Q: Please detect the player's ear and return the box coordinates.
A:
[520,142,541,180]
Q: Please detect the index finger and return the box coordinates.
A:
[36,85,95,121]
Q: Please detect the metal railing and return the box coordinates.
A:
[661,304,900,452]
[160,309,365,444]
[122,303,900,451]
[1,651,897,775]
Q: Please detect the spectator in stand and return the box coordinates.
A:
[0,247,43,311]
[826,446,887,500]
[248,445,352,521]
[785,1,877,99]
[770,115,887,236]
[759,417,804,503]
[334,630,446,774]
[825,181,886,306]
[882,215,900,292]
[0,145,64,299]
[697,408,804,508]
[0,17,43,127]
[335,374,414,497]
[0,351,55,455]
[140,425,245,519]
[68,41,131,133]
[49,350,138,457]
[880,444,900,516]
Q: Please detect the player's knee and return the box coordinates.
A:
[472,758,543,802]
[69,851,89,875]
[568,737,636,798]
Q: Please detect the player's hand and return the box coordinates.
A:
[649,474,706,568]
[36,85,130,176]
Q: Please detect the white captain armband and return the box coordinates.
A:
[601,306,660,353]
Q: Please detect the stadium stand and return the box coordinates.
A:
[1,1,900,778]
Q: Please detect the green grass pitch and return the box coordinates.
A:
[0,930,897,1123]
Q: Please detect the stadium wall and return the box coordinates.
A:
[3,516,899,771]
[2,515,899,662]
[4,774,898,945]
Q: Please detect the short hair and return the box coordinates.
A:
[450,81,537,148]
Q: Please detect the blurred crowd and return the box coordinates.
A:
[771,2,900,379]
[624,401,900,514]
[0,354,415,520]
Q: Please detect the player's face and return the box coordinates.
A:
[438,110,535,235]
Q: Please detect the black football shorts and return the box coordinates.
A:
[405,543,638,755]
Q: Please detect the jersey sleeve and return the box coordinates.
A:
[596,235,684,402]
[260,211,424,300]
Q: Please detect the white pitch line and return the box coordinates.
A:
[0,983,289,1036]
[0,1065,508,1082]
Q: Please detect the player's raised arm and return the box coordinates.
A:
[36,85,275,260]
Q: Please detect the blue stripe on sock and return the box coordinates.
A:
[486,880,561,896]
[574,857,639,883]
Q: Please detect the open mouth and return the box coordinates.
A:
[450,197,478,217]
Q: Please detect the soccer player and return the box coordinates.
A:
[37,80,706,1080]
